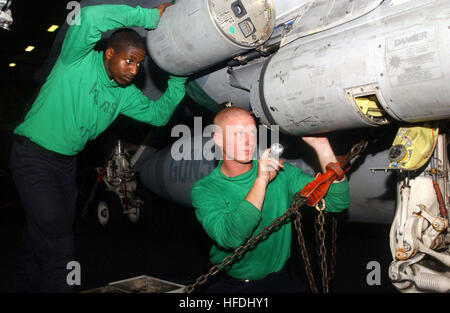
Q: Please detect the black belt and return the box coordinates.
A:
[14,135,73,160]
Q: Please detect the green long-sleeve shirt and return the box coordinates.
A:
[191,160,350,280]
[14,5,187,156]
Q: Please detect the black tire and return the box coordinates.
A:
[95,190,123,229]
[127,198,143,224]
[127,187,152,229]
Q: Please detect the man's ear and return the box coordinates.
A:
[105,47,115,60]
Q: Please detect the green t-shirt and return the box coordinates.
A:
[14,5,187,156]
[191,160,350,280]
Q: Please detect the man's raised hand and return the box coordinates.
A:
[156,2,173,17]
[257,148,284,184]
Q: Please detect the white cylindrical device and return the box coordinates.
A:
[269,142,284,159]
[147,0,275,75]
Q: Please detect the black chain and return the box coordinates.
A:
[294,210,318,293]
[311,210,338,293]
[330,216,338,282]
[339,139,368,168]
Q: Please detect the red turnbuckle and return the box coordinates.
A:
[300,162,345,208]
[96,168,106,182]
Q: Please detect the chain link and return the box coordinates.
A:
[316,210,329,293]
[184,139,367,294]
[309,210,338,293]
[330,216,338,282]
[339,139,368,168]
[294,211,318,293]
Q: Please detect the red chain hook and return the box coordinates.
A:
[300,161,346,207]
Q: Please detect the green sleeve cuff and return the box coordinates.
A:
[145,8,160,29]
[324,177,350,213]
[328,177,349,194]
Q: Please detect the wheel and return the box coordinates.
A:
[95,191,122,228]
[126,187,153,228]
[97,200,110,226]
[128,204,141,223]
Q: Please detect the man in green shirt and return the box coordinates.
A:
[9,2,186,292]
[191,107,350,292]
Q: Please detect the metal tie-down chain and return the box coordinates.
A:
[293,199,318,293]
[296,199,337,293]
[311,206,335,293]
[184,139,368,294]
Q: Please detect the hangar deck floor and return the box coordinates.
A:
[0,180,397,294]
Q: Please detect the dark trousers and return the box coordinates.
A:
[9,137,78,292]
[194,268,308,293]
